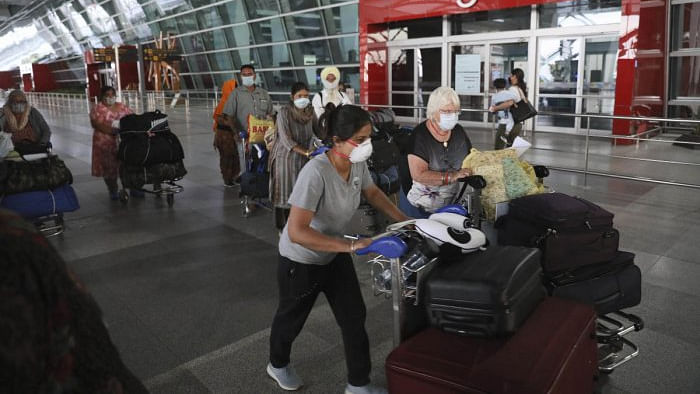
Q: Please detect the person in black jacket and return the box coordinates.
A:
[0,209,148,394]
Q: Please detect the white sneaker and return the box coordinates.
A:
[267,363,303,391]
[345,383,388,394]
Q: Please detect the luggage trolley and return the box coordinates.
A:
[1,147,79,237]
[239,142,272,217]
[116,131,185,207]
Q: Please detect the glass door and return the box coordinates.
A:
[451,44,486,122]
[537,35,619,133]
[389,45,442,119]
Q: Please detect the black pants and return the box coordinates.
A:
[269,253,371,386]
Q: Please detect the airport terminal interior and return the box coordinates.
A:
[1,0,700,393]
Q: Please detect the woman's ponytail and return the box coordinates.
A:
[318,102,337,143]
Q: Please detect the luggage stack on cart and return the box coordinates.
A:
[496,192,644,374]
[0,143,79,236]
[355,170,642,392]
[117,110,186,206]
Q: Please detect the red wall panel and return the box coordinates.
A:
[31,63,57,92]
[0,71,18,90]
[22,74,32,91]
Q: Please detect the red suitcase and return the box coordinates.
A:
[386,297,598,394]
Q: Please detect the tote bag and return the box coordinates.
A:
[510,87,537,123]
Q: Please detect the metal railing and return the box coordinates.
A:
[18,91,700,190]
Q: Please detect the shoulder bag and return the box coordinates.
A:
[509,87,538,123]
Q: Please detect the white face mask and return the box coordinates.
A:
[293,97,310,109]
[438,112,459,131]
[11,103,26,113]
[105,97,116,106]
[322,79,339,90]
[241,75,255,87]
[348,138,373,163]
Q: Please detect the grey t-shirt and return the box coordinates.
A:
[278,153,374,265]
[222,85,273,132]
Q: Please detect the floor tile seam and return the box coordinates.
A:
[143,327,272,390]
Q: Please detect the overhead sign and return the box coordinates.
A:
[144,48,181,62]
[454,54,481,94]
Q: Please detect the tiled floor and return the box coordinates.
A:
[25,102,700,393]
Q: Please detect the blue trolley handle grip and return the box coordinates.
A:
[355,235,408,259]
[310,145,330,157]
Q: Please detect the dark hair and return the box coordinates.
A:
[493,78,506,90]
[290,82,309,96]
[99,86,116,101]
[511,68,527,95]
[318,104,371,144]
[240,64,255,73]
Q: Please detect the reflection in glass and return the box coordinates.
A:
[244,0,280,19]
[391,48,414,92]
[539,37,580,95]
[329,37,359,64]
[113,0,152,39]
[489,42,528,91]
[583,38,617,95]
[285,12,324,40]
[289,40,332,67]
[257,43,292,68]
[537,97,576,128]
[418,47,441,95]
[323,4,358,35]
[670,56,700,99]
[250,18,286,44]
[581,98,614,130]
[671,3,700,50]
[452,7,530,34]
[538,0,621,28]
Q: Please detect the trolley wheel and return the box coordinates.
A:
[166,193,174,206]
[56,213,65,226]
[241,197,250,218]
[119,189,129,204]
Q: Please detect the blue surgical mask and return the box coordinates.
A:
[438,112,459,131]
[241,75,255,87]
[293,97,310,109]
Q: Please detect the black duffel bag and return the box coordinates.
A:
[118,131,185,166]
[119,110,170,133]
[0,155,73,194]
[119,161,187,189]
[13,141,51,156]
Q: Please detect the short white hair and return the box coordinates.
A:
[426,87,460,119]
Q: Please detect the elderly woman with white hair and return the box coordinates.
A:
[403,86,473,215]
[0,89,51,146]
[312,66,352,122]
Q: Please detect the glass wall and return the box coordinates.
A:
[669,0,700,121]
[0,0,360,95]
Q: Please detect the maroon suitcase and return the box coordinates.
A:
[386,297,598,394]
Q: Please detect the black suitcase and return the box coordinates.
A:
[118,131,185,166]
[547,251,642,315]
[120,161,187,189]
[119,110,170,133]
[424,245,545,337]
[497,192,619,273]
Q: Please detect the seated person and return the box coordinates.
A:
[402,87,473,216]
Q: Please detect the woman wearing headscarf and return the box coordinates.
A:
[270,82,318,232]
[311,67,352,126]
[0,89,51,146]
[89,86,135,200]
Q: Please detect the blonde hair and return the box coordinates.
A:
[426,87,460,119]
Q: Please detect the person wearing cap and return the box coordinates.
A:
[311,67,352,123]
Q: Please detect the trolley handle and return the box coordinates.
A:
[454,175,487,203]
[355,235,408,258]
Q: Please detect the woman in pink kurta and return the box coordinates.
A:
[90,86,133,200]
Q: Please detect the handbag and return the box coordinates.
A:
[509,88,537,123]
